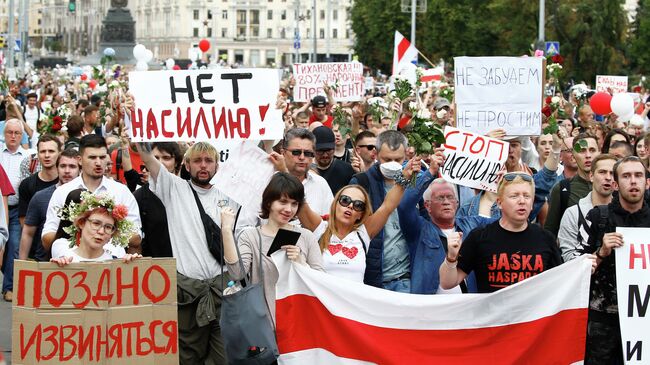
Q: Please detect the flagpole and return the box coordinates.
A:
[417,50,436,68]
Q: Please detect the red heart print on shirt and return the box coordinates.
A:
[342,247,358,259]
[328,244,342,255]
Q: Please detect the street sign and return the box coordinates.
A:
[545,41,560,56]
[294,41,301,49]
[14,40,21,52]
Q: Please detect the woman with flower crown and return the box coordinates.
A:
[50,191,141,265]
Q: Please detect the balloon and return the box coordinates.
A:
[198,39,210,52]
[610,93,634,117]
[103,47,116,57]
[589,92,612,115]
[135,61,149,71]
[144,49,154,63]
[89,80,98,89]
[172,65,181,70]
[80,74,88,81]
[165,58,175,69]
[72,67,83,76]
[133,44,147,61]
[617,110,634,123]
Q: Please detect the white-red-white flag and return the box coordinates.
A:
[420,66,444,83]
[392,31,418,76]
[274,254,592,364]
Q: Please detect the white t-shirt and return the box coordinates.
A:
[50,238,126,262]
[314,220,368,283]
[303,172,334,216]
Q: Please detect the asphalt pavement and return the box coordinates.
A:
[0,272,11,365]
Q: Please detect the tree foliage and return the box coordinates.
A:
[629,0,650,74]
[351,0,633,82]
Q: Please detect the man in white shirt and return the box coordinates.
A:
[41,135,141,251]
[22,93,41,147]
[281,128,333,215]
[1,118,29,301]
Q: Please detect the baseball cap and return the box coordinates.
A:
[311,95,328,108]
[313,126,335,151]
[433,98,451,110]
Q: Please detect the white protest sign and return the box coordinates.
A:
[615,227,650,364]
[211,141,275,208]
[596,75,628,94]
[293,62,364,102]
[128,69,284,142]
[454,56,543,136]
[440,126,509,192]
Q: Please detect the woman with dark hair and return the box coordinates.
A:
[601,128,631,153]
[296,158,419,282]
[50,190,140,264]
[634,132,649,167]
[220,172,323,324]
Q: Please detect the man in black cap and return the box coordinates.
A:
[312,126,355,195]
[309,95,334,128]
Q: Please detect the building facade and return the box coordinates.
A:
[34,0,354,66]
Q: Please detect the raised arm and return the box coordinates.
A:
[136,142,162,182]
[438,232,468,289]
[297,201,322,232]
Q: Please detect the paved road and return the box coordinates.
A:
[0,272,11,364]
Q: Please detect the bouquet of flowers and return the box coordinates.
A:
[38,104,72,135]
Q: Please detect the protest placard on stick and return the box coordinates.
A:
[12,258,178,365]
[293,62,364,102]
[615,228,650,364]
[128,69,284,142]
[440,126,509,192]
[596,75,628,94]
[454,56,543,136]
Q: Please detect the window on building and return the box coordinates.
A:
[267,10,272,20]
[237,10,247,37]
[193,10,199,20]
[266,50,276,65]
[234,50,244,63]
[281,28,286,39]
[193,28,199,37]
[346,29,350,39]
[251,10,260,37]
[306,28,310,38]
[333,10,338,20]
[267,28,272,38]
[207,27,212,37]
[333,29,337,38]
[281,10,286,20]
[222,27,228,37]
[222,10,228,19]
[207,10,213,19]
[320,10,325,20]
[250,50,260,66]
[319,28,324,39]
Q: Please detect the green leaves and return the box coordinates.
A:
[573,139,588,153]
[406,118,445,155]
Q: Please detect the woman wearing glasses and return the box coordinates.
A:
[297,157,420,282]
[50,191,140,265]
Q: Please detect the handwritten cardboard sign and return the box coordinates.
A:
[440,126,509,192]
[454,57,543,136]
[128,69,284,142]
[615,228,650,364]
[596,75,628,94]
[293,62,365,102]
[12,258,178,365]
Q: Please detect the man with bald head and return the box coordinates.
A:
[397,176,494,294]
[577,105,595,133]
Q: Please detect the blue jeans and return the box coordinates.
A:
[2,207,21,292]
[382,278,411,293]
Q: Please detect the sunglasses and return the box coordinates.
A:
[357,145,376,151]
[338,195,366,212]
[286,149,315,158]
[503,172,533,182]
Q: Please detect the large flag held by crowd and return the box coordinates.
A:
[275,254,593,364]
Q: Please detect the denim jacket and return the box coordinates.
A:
[397,170,494,294]
[456,166,558,221]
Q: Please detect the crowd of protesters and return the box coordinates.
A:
[1,62,649,365]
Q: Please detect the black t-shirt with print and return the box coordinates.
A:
[457,220,562,293]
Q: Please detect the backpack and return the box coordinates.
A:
[22,104,41,122]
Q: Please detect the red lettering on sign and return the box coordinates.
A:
[71,271,91,308]
[59,324,78,361]
[443,130,460,150]
[142,265,171,303]
[17,269,42,307]
[163,320,179,354]
[92,268,114,307]
[78,325,95,361]
[193,107,211,138]
[20,323,42,360]
[629,243,648,269]
[160,109,174,138]
[41,325,58,360]
[116,266,139,305]
[45,271,69,308]
[146,109,160,139]
[176,106,192,137]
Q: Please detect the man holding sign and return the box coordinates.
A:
[581,156,650,364]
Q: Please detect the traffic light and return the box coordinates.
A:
[68,0,76,13]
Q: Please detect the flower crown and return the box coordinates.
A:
[59,191,136,248]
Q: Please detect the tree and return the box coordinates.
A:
[629,0,650,74]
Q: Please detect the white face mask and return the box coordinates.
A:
[436,109,448,119]
[379,161,403,179]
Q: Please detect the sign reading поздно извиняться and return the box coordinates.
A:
[454,57,543,137]
[128,69,284,142]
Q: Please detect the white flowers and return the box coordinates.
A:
[547,64,563,72]
[551,96,561,104]
[417,108,432,120]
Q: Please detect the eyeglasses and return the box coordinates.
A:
[5,131,22,136]
[357,145,376,151]
[86,218,116,234]
[338,195,366,212]
[432,195,457,203]
[503,172,533,182]
[286,149,315,158]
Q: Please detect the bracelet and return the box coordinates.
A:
[393,171,410,188]
[444,258,457,269]
[595,249,607,260]
[446,255,458,264]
